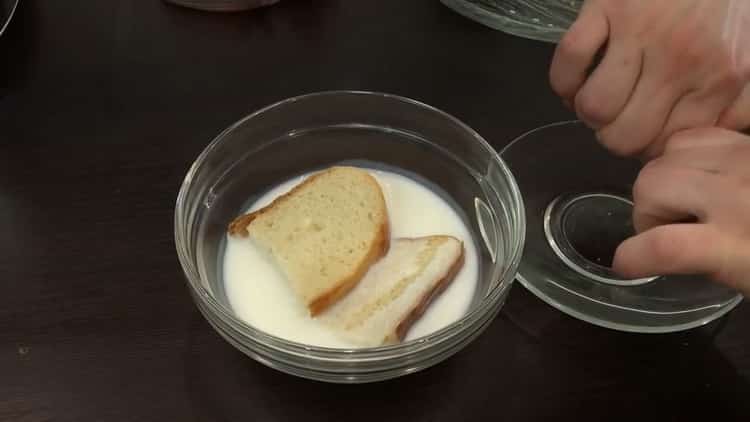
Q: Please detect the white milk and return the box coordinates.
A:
[222,168,479,348]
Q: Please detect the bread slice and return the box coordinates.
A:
[320,236,464,347]
[227,166,389,316]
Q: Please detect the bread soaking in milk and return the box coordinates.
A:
[223,166,479,348]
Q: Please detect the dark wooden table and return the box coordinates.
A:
[1,1,749,421]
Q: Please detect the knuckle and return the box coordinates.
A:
[739,180,750,227]
[558,31,587,62]
[576,90,614,127]
[606,1,626,14]
[671,44,701,69]
[701,55,747,94]
[549,72,569,98]
[599,131,642,156]
[648,228,687,268]
[716,66,745,92]
[718,105,744,130]
[631,204,653,233]
[660,28,700,70]
[642,137,668,159]
[597,120,661,157]
[708,233,735,285]
[737,176,750,202]
[740,61,750,81]
[599,1,625,20]
[632,160,661,203]
[610,143,639,157]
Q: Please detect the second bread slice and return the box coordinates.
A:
[228,166,390,316]
[320,235,465,347]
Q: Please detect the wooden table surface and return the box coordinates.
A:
[1,1,749,421]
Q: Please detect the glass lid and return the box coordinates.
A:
[440,0,582,43]
[500,121,743,333]
[0,0,19,38]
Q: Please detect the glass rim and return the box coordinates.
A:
[0,0,19,38]
[174,90,526,359]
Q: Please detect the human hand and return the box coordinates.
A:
[550,0,750,158]
[613,128,750,296]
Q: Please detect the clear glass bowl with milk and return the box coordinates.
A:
[175,91,525,383]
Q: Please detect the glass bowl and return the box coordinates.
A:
[440,0,582,43]
[175,91,525,383]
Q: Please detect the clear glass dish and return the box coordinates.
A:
[175,91,525,383]
[441,0,582,43]
[500,121,743,332]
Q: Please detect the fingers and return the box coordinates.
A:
[614,224,750,294]
[631,160,716,233]
[717,83,750,130]
[622,138,750,294]
[551,0,749,158]
[612,224,741,289]
[596,55,684,157]
[550,1,609,104]
[574,40,642,128]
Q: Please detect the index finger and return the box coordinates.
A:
[550,2,610,102]
[613,224,747,294]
